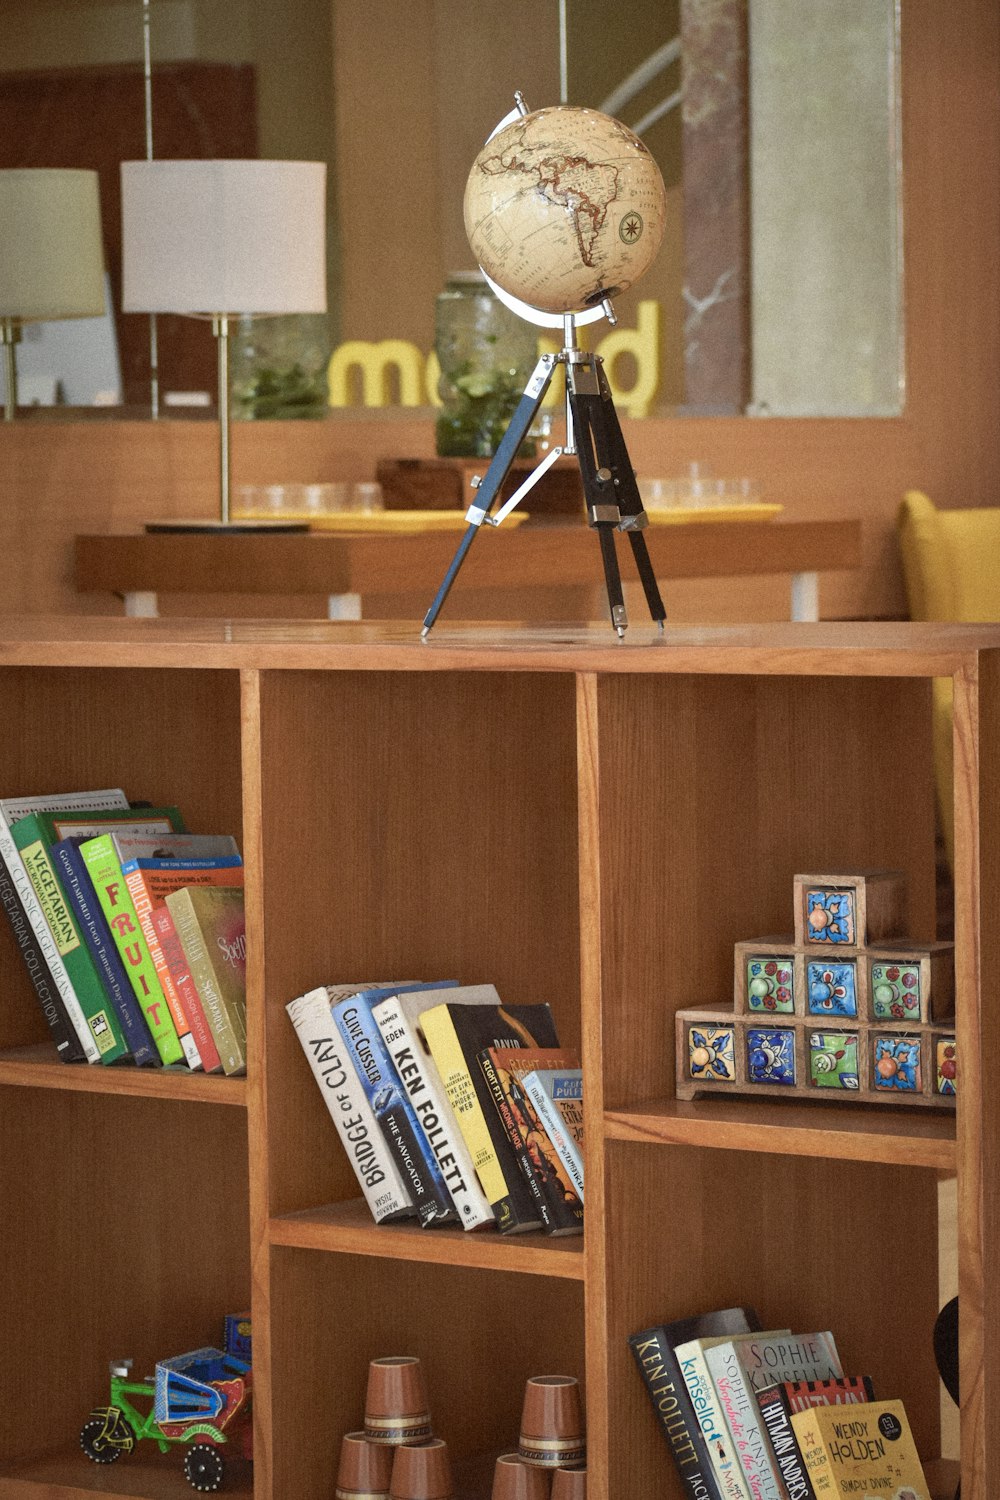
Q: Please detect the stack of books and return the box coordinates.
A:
[0,787,246,1075]
[630,1306,933,1499]
[286,981,584,1234]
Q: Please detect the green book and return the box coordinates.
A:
[12,814,130,1063]
[80,832,184,1066]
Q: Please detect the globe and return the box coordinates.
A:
[464,104,667,317]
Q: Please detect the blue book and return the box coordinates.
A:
[52,838,159,1067]
[332,982,460,1228]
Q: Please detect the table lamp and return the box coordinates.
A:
[120,159,327,529]
[0,168,106,420]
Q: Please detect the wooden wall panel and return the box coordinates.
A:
[0,0,996,626]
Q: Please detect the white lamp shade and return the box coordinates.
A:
[0,168,105,321]
[121,159,327,316]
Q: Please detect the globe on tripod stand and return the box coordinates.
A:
[463,104,667,318]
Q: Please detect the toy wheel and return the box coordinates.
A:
[80,1414,128,1463]
[184,1442,226,1492]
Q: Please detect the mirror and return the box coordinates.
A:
[0,0,902,419]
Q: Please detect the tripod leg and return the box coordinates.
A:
[627,529,667,628]
[422,353,555,636]
[595,524,628,636]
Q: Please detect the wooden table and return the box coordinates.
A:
[74,517,861,623]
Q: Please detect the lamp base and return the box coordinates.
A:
[144,518,309,534]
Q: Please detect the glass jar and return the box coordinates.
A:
[230,313,331,420]
[434,271,537,457]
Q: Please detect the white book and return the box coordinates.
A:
[707,1331,843,1500]
[286,984,416,1224]
[522,1067,584,1201]
[372,987,495,1231]
[675,1330,791,1500]
[0,788,130,1063]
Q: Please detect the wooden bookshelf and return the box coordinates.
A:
[0,617,994,1500]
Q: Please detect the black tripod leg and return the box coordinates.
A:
[595,524,628,636]
[627,529,667,627]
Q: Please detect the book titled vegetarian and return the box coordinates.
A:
[790,1398,931,1498]
[420,997,560,1235]
[11,807,184,1066]
[165,886,247,1075]
[521,1064,584,1200]
[371,984,495,1232]
[286,983,417,1223]
[332,983,460,1228]
[0,788,132,1064]
[629,1307,762,1500]
[484,1046,583,1235]
[705,1332,843,1500]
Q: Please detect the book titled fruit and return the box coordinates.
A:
[165,886,247,1075]
[81,832,184,1066]
[790,1399,931,1498]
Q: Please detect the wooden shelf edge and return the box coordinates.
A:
[604,1097,957,1170]
[0,1447,253,1498]
[0,1044,248,1107]
[268,1201,586,1280]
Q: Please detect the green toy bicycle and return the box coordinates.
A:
[81,1348,252,1492]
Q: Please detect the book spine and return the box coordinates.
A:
[478,1048,553,1228]
[676,1343,751,1500]
[0,848,84,1061]
[706,1345,784,1500]
[16,827,129,1063]
[81,837,184,1066]
[372,996,493,1230]
[52,841,158,1067]
[786,1413,836,1496]
[164,888,245,1075]
[756,1388,816,1500]
[523,1071,585,1200]
[0,817,100,1062]
[333,996,457,1227]
[628,1327,724,1500]
[124,867,202,1069]
[420,1007,539,1235]
[150,905,222,1073]
[286,990,415,1223]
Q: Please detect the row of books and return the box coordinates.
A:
[0,787,247,1075]
[630,1305,932,1499]
[287,981,584,1234]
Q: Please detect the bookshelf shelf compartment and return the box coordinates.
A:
[1,620,996,1500]
[0,1044,248,1105]
[604,1096,957,1170]
[268,1200,585,1279]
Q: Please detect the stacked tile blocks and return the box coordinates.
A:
[675,872,957,1109]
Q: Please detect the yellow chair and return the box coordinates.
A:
[897,489,1000,866]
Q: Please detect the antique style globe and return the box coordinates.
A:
[463,104,667,317]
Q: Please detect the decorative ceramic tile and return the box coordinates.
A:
[808,1031,860,1090]
[807,960,858,1018]
[936,1036,957,1096]
[805,887,856,944]
[872,1034,922,1093]
[746,1028,796,1086]
[746,955,795,1014]
[688,1025,736,1083]
[871,961,921,1021]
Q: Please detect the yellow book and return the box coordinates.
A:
[419,995,509,1210]
[790,1399,931,1499]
